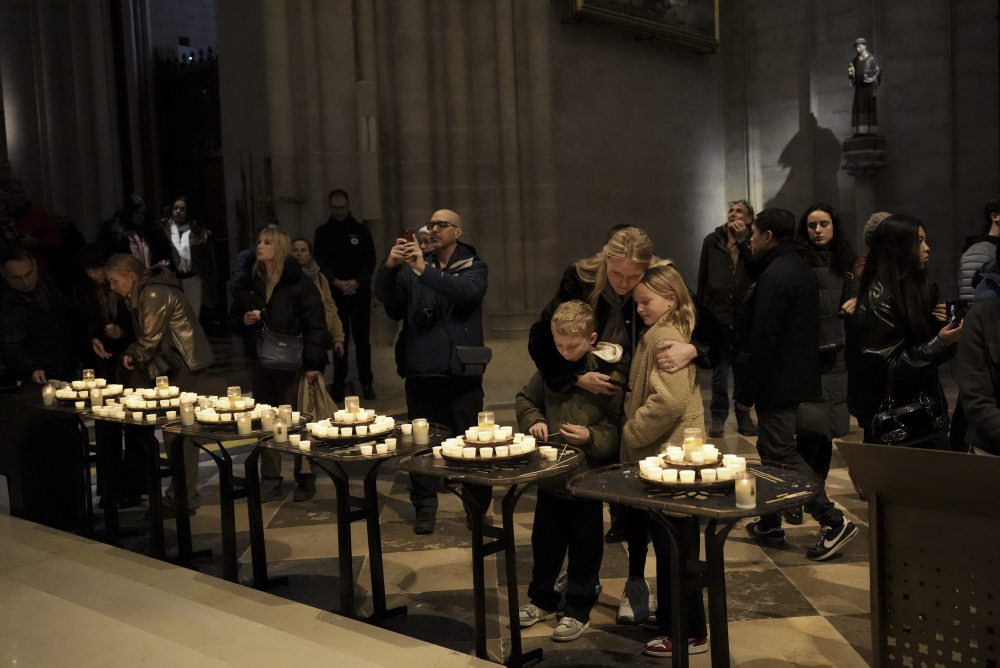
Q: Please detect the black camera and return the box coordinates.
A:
[413,307,436,330]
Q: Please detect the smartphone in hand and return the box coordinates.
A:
[402,228,416,243]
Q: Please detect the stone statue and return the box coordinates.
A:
[848,38,881,135]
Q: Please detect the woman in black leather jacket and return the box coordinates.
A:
[847,214,962,448]
[230,228,328,499]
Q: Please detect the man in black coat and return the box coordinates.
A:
[696,199,757,437]
[0,248,77,384]
[735,208,857,561]
[313,189,376,401]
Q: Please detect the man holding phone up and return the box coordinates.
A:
[375,208,492,534]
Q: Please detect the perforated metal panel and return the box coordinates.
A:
[881,504,1000,667]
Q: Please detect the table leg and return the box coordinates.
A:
[325,463,357,617]
[193,438,239,583]
[459,489,489,660]
[362,462,406,623]
[168,434,211,564]
[137,426,166,560]
[703,519,736,668]
[94,421,120,541]
[650,512,692,668]
[499,484,542,668]
[245,446,288,589]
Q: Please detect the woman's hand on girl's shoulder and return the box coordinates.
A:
[655,340,697,374]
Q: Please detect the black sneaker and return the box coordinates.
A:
[736,410,758,436]
[745,520,786,545]
[604,525,626,543]
[806,520,858,561]
[782,505,804,525]
[708,418,725,438]
[414,510,436,535]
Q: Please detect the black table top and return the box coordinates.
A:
[399,444,584,487]
[567,463,817,520]
[257,423,451,463]
[161,416,310,440]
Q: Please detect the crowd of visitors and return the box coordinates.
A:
[2,177,999,659]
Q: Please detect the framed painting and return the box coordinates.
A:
[570,0,719,53]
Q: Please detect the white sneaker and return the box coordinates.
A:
[519,603,555,628]
[551,616,589,642]
[617,577,650,624]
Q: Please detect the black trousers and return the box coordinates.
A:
[251,363,301,479]
[332,290,373,389]
[624,504,650,578]
[527,490,604,623]
[95,421,146,498]
[650,515,708,637]
[405,375,491,514]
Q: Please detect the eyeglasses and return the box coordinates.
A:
[427,221,457,230]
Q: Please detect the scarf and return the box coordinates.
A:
[170,222,193,273]
[128,231,152,268]
[300,258,321,280]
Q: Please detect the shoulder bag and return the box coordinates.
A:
[869,358,948,444]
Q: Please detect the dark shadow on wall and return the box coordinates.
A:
[765,113,842,214]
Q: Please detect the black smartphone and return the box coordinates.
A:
[402,228,416,243]
[608,379,631,392]
[945,300,963,322]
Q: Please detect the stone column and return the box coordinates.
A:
[841,134,888,247]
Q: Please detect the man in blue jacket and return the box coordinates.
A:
[375,208,491,534]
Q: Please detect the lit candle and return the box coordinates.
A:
[412,419,429,445]
[90,388,103,407]
[155,375,169,391]
[477,411,494,431]
[41,384,56,406]
[260,409,275,432]
[180,404,195,426]
[734,471,756,509]
[82,369,95,382]
[236,414,252,435]
[273,417,288,442]
[344,396,360,413]
[226,385,241,400]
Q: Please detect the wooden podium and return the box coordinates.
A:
[837,440,1000,666]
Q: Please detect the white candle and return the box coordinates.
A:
[701,468,718,482]
[512,433,523,444]
[480,447,494,459]
[289,434,301,446]
[400,423,412,435]
[165,410,177,420]
[477,430,491,442]
[412,419,430,445]
[260,410,275,431]
[432,446,443,458]
[273,419,288,442]
[180,405,195,426]
[376,443,389,454]
[146,413,158,422]
[663,469,679,483]
[356,425,369,435]
[298,440,311,452]
[691,451,705,464]
[41,384,56,406]
[237,415,252,435]
[132,411,143,421]
[462,446,478,458]
[542,449,558,461]
[359,444,373,456]
[735,472,756,509]
[495,446,509,457]
[679,470,696,483]
[340,427,353,436]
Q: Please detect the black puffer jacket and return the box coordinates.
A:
[97,216,173,269]
[847,280,952,426]
[229,258,329,371]
[957,298,1000,453]
[734,242,821,409]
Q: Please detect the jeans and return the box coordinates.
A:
[709,329,737,423]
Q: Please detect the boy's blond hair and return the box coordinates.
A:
[550,300,597,338]
[640,260,696,339]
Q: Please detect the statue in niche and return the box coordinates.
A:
[848,37,881,135]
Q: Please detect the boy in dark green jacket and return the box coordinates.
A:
[515,300,628,642]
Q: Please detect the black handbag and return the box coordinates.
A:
[449,345,492,378]
[257,322,304,371]
[869,359,948,444]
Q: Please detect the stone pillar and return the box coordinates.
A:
[841,134,888,247]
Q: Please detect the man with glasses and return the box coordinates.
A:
[314,189,377,401]
[0,248,77,384]
[696,199,757,437]
[375,209,491,534]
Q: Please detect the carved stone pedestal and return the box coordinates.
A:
[842,134,888,246]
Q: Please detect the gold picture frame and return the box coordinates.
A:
[571,0,719,53]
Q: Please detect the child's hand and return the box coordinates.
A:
[576,371,618,396]
[529,422,549,441]
[559,423,590,446]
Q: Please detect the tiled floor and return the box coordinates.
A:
[71,367,874,666]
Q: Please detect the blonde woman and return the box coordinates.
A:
[621,261,708,658]
[230,228,329,500]
[105,253,216,514]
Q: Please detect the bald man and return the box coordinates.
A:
[375,208,492,534]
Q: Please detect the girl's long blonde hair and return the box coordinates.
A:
[253,228,291,301]
[640,260,696,339]
[575,226,655,308]
[105,253,150,303]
